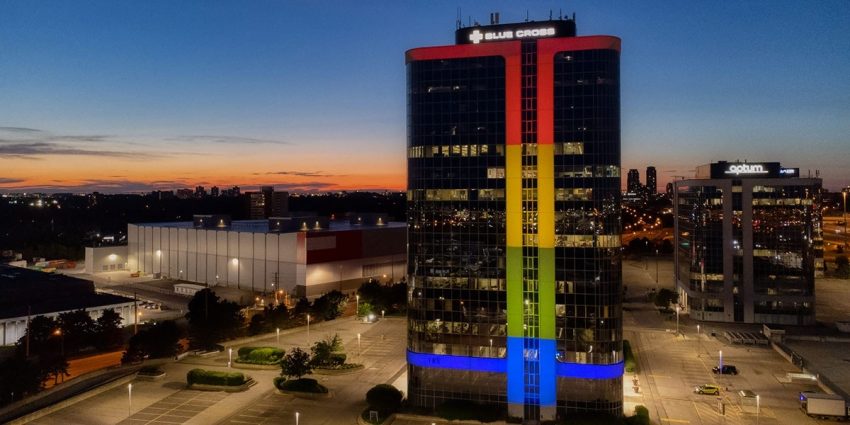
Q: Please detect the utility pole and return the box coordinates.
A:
[134,292,138,335]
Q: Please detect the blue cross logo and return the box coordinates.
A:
[469,30,484,44]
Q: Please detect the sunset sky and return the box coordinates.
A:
[1,1,848,193]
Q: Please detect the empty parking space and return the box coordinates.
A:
[117,390,229,425]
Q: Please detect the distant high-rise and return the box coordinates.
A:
[626,169,641,193]
[646,166,657,195]
[249,186,290,219]
[194,185,206,198]
[407,15,623,421]
[210,186,220,197]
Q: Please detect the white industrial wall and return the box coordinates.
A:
[304,254,406,298]
[1,302,136,346]
[85,245,129,273]
[128,224,304,294]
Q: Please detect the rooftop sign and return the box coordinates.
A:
[455,20,576,45]
[708,162,799,179]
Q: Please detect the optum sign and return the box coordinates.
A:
[724,164,769,175]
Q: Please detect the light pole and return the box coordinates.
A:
[357,333,361,356]
[306,314,310,340]
[228,348,232,367]
[381,309,385,320]
[276,327,280,345]
[756,395,761,425]
[841,190,847,246]
[655,249,659,284]
[356,294,360,318]
[53,329,64,357]
[295,411,300,425]
[697,324,701,355]
[719,350,723,370]
[489,338,493,357]
[127,383,132,417]
[675,305,680,336]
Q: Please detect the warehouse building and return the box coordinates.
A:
[127,214,406,299]
[0,265,136,346]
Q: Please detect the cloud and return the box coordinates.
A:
[254,170,343,177]
[0,142,149,159]
[0,179,190,194]
[169,135,289,145]
[0,177,25,184]
[0,126,175,159]
[0,126,43,134]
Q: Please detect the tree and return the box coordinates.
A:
[265,304,290,329]
[357,301,374,318]
[16,315,59,358]
[654,288,679,310]
[366,384,403,416]
[121,320,181,364]
[185,289,245,348]
[280,347,313,379]
[312,290,348,321]
[0,356,47,406]
[58,309,96,354]
[293,297,311,316]
[836,255,850,278]
[94,309,124,351]
[310,334,344,367]
[358,280,385,309]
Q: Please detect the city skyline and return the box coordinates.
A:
[1,1,849,193]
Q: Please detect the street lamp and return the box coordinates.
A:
[276,327,280,345]
[697,324,701,355]
[655,249,659,284]
[357,333,361,356]
[756,395,761,425]
[127,383,132,417]
[295,411,300,425]
[719,350,723,370]
[306,314,310,340]
[489,338,493,357]
[228,348,233,367]
[53,329,64,356]
[381,309,385,319]
[356,294,360,318]
[675,305,680,336]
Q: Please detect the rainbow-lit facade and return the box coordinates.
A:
[406,18,623,421]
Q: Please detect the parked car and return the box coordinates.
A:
[712,365,739,375]
[695,384,721,395]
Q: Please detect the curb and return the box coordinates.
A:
[188,378,256,393]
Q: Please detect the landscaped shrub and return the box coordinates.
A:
[237,346,260,358]
[274,377,328,393]
[186,369,246,386]
[234,347,285,364]
[625,405,650,425]
[365,384,403,415]
[623,340,638,373]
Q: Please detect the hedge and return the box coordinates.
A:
[234,347,285,365]
[623,340,638,373]
[187,369,246,386]
[274,377,329,394]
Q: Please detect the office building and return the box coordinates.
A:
[406,15,623,421]
[674,161,821,325]
[626,169,641,193]
[646,166,657,195]
[127,214,405,299]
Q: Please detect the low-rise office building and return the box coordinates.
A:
[674,161,822,325]
[127,214,406,299]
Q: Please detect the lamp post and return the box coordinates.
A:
[53,329,64,357]
[841,190,847,246]
[655,249,659,284]
[306,314,310,340]
[228,348,232,368]
[356,294,360,318]
[489,338,493,357]
[756,395,761,425]
[357,333,361,356]
[295,411,300,425]
[276,328,280,345]
[381,310,385,320]
[675,305,680,336]
[697,324,701,355]
[719,350,723,370]
[127,383,132,417]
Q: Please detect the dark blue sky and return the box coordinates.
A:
[1,1,848,192]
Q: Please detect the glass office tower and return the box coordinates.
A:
[406,17,623,421]
[674,162,821,325]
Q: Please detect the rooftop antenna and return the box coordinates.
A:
[550,10,553,20]
[525,10,529,22]
[559,9,563,20]
[456,7,462,29]
[496,12,500,24]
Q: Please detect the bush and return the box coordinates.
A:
[237,346,260,358]
[366,384,403,415]
[623,340,638,373]
[186,369,246,386]
[275,377,329,394]
[244,347,284,363]
[311,334,344,367]
[280,347,313,378]
[436,400,502,422]
[138,366,163,375]
[625,405,650,425]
